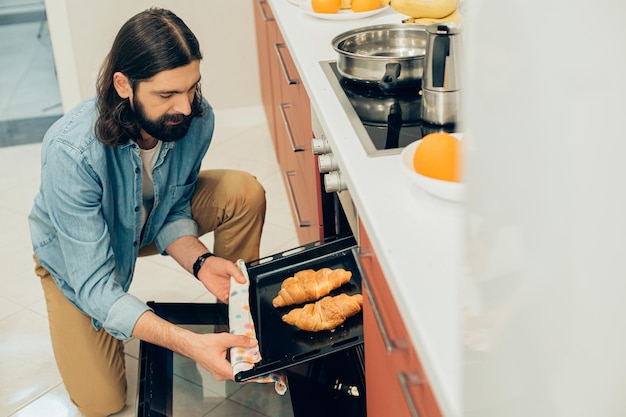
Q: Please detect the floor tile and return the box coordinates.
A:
[202,124,278,182]
[129,257,206,304]
[25,295,47,317]
[0,143,40,196]
[0,209,35,253]
[0,295,22,321]
[171,378,224,417]
[9,354,139,417]
[123,337,140,360]
[174,353,229,398]
[0,210,44,308]
[9,384,82,417]
[200,399,266,417]
[191,291,218,304]
[228,382,295,417]
[0,308,61,415]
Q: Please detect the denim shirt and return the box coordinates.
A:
[28,97,214,339]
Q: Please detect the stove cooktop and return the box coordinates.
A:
[321,60,455,157]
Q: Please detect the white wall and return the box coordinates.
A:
[462,1,626,416]
[44,0,261,112]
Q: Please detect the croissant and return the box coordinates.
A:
[281,293,363,332]
[272,268,353,307]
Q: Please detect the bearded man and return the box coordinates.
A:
[28,8,264,417]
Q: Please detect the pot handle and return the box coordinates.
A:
[380,62,401,92]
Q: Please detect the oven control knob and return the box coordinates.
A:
[324,171,347,193]
[318,154,339,173]
[311,138,331,155]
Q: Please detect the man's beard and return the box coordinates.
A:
[133,96,194,142]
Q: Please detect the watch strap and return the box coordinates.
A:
[193,252,214,279]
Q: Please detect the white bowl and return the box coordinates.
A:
[400,135,466,202]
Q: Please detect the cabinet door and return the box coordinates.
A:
[362,287,417,417]
[254,0,323,244]
[279,101,323,244]
[359,222,443,417]
[270,24,323,244]
[252,0,277,143]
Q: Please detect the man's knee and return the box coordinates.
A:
[228,171,266,213]
[72,380,126,417]
[243,173,266,211]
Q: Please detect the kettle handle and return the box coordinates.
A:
[432,34,450,88]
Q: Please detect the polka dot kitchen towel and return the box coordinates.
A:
[229,259,287,395]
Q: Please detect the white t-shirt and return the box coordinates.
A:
[138,141,162,228]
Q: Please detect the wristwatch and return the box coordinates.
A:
[193,252,214,279]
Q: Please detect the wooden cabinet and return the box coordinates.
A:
[253,0,323,245]
[253,0,277,143]
[359,222,443,417]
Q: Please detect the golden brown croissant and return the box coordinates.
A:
[272,268,353,307]
[281,293,363,332]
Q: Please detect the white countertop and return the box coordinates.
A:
[266,2,462,416]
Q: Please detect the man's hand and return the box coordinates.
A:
[196,256,245,303]
[133,311,257,381]
[164,235,247,303]
[190,332,258,380]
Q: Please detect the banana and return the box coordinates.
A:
[402,7,462,24]
[380,0,390,6]
[390,0,458,19]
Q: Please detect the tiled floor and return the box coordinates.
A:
[0,3,300,416]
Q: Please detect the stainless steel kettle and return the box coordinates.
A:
[421,23,463,126]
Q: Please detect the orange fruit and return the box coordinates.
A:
[351,0,380,12]
[312,0,341,13]
[412,132,461,182]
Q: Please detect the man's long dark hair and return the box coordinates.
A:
[95,8,205,147]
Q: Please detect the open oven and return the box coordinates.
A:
[137,235,366,417]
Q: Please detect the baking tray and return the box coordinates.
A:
[235,234,363,382]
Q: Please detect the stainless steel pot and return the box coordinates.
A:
[332,24,428,92]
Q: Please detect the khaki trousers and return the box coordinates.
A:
[35,169,266,417]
